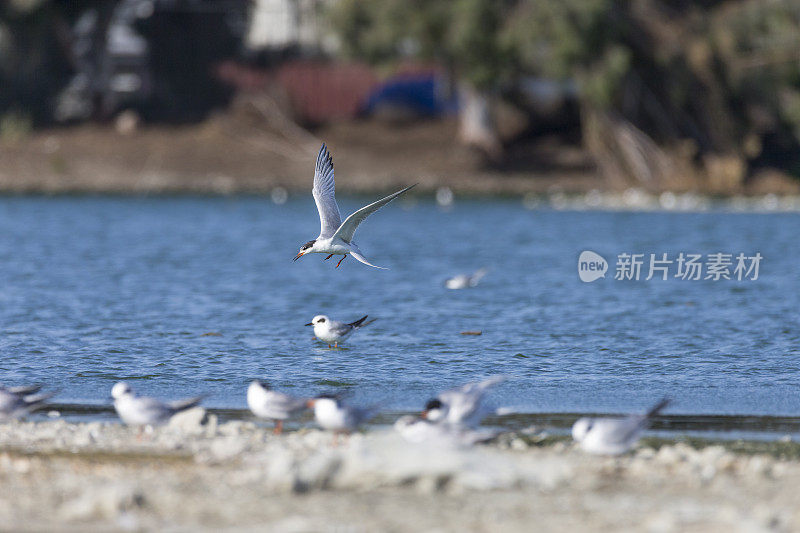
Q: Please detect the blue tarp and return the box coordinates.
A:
[362,74,458,117]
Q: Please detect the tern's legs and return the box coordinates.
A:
[324,254,333,260]
[136,425,154,441]
[274,419,283,435]
[331,430,352,446]
[336,255,347,268]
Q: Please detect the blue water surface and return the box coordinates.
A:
[0,196,797,416]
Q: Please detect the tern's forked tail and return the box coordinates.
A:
[350,251,388,269]
[348,315,377,329]
[170,395,205,413]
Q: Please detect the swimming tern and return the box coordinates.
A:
[293,144,416,269]
[571,398,671,455]
[421,376,506,427]
[445,268,488,289]
[0,384,55,421]
[111,382,204,426]
[305,314,376,348]
[246,380,307,434]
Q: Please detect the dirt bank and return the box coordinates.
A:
[0,114,600,196]
[3,108,798,198]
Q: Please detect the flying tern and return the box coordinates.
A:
[293,144,416,269]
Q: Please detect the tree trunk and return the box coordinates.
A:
[582,105,691,191]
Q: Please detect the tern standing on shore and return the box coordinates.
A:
[246,380,307,434]
[111,382,204,427]
[307,395,377,435]
[571,398,671,455]
[293,144,416,269]
[421,376,506,428]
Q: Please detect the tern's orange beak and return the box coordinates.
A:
[306,399,316,408]
[293,251,304,262]
[420,410,429,419]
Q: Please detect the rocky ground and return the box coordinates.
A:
[0,409,798,531]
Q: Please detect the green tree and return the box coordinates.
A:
[330,0,800,188]
[329,0,514,157]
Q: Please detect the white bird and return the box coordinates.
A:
[445,268,488,289]
[0,384,55,421]
[293,144,416,269]
[307,394,377,434]
[305,314,376,348]
[394,415,499,447]
[247,380,307,434]
[111,382,204,426]
[571,398,671,456]
[421,376,506,427]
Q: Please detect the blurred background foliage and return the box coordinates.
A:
[2,0,800,190]
[329,0,800,187]
[0,0,243,125]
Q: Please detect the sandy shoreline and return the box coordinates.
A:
[0,412,798,531]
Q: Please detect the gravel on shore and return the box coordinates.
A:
[0,409,798,531]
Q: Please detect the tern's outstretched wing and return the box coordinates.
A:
[331,184,416,244]
[312,144,342,239]
[439,376,506,425]
[446,376,506,400]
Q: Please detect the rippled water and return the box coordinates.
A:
[1,196,798,427]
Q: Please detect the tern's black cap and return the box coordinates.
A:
[425,399,443,411]
[316,393,339,401]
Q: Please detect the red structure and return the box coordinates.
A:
[217,61,379,124]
